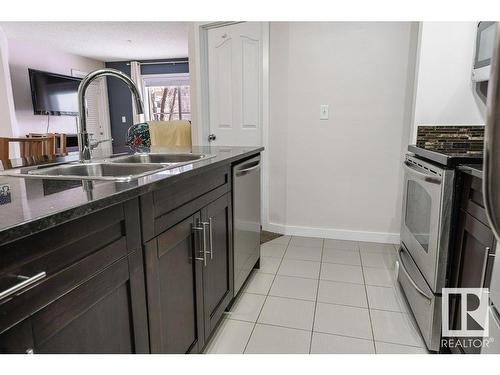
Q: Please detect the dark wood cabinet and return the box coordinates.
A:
[144,213,205,354]
[1,251,148,354]
[144,192,234,353]
[201,193,233,339]
[33,250,147,354]
[455,212,496,289]
[452,173,497,291]
[449,172,497,354]
[0,318,34,354]
[0,199,149,354]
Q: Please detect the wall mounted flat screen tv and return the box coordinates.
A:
[29,69,82,116]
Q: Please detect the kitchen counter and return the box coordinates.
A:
[408,145,483,167]
[0,146,263,245]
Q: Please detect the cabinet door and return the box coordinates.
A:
[202,193,234,339]
[456,212,496,289]
[452,211,496,354]
[30,249,148,354]
[0,318,34,354]
[144,213,204,353]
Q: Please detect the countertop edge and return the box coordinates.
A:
[0,147,263,245]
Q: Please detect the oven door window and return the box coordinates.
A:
[405,180,432,253]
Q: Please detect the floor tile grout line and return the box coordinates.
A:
[282,257,323,264]
[358,240,377,354]
[224,318,388,347]
[374,339,429,350]
[309,238,324,354]
[243,234,291,353]
[232,318,395,345]
[318,277,365,285]
[312,329,374,342]
[251,321,315,334]
[266,294,316,303]
[239,290,404,313]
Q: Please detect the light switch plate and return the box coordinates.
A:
[320,105,329,120]
[121,116,127,123]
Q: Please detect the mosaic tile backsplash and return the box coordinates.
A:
[416,125,485,154]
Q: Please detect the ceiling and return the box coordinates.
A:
[0,22,189,61]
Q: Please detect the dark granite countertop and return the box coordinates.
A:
[408,145,483,167]
[0,146,263,245]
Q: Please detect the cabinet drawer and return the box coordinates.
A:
[141,165,231,240]
[456,211,496,290]
[0,203,127,282]
[31,255,132,352]
[0,236,128,334]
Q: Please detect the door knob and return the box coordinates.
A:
[208,134,216,142]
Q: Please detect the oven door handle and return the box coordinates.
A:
[397,247,433,303]
[403,161,442,184]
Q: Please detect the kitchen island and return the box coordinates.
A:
[0,146,263,354]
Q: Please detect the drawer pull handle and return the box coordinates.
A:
[201,219,213,261]
[0,272,46,302]
[397,248,433,303]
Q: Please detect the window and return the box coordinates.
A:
[142,74,191,122]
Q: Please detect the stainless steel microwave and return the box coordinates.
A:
[472,21,497,82]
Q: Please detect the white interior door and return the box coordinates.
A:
[71,70,112,157]
[207,22,263,146]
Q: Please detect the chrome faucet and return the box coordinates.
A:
[77,68,144,162]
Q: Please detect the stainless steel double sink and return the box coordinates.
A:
[3,153,214,182]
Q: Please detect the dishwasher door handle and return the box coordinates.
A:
[235,161,260,176]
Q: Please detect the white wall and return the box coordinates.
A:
[411,22,485,142]
[7,38,105,136]
[267,22,419,243]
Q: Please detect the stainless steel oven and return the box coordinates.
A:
[398,154,455,351]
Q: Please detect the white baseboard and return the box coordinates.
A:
[262,222,400,245]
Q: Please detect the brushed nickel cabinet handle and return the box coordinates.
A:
[481,247,495,287]
[0,272,46,302]
[192,222,207,266]
[202,220,213,260]
[209,217,214,260]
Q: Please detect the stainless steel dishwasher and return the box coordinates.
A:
[233,155,261,295]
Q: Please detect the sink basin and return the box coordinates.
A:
[109,153,212,165]
[24,162,167,181]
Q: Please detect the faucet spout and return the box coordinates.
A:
[77,68,144,162]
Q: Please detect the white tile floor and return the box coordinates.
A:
[204,235,430,354]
